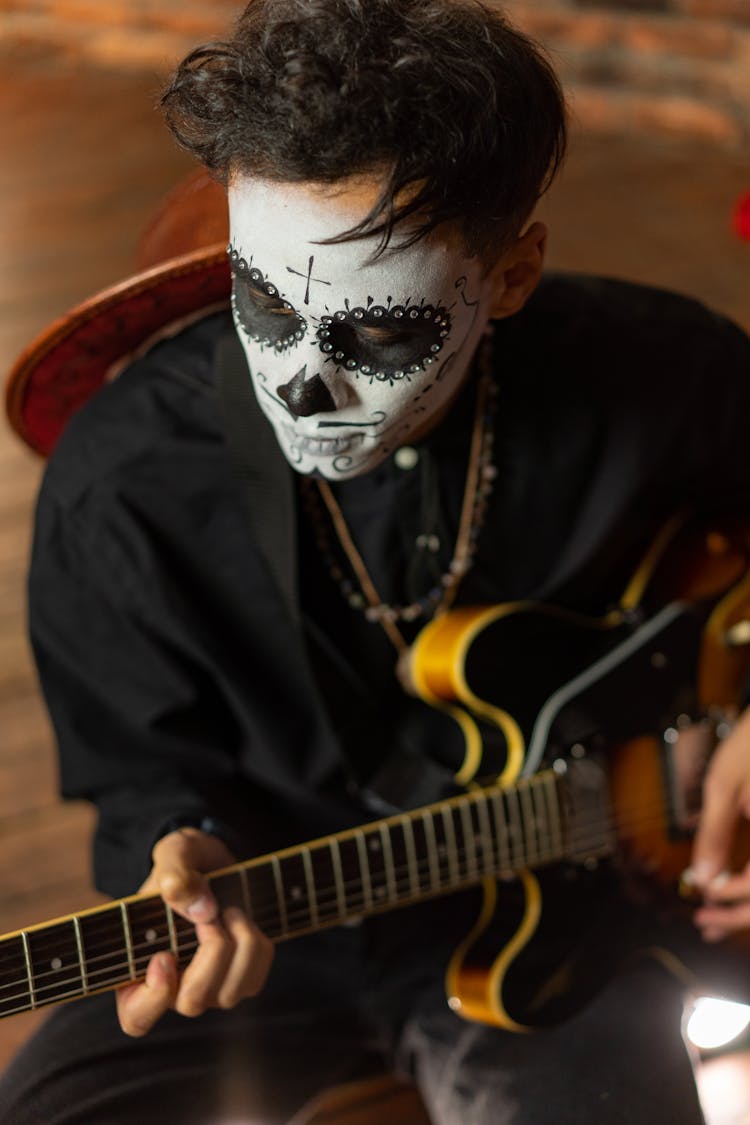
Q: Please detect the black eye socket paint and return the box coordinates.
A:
[316,303,452,383]
[229,249,306,352]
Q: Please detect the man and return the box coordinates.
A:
[2,0,750,1121]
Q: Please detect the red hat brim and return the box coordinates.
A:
[6,243,230,457]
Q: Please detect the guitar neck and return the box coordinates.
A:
[0,770,576,1019]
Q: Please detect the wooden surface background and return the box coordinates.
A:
[0,34,748,1116]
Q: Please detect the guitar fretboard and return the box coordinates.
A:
[0,771,576,1019]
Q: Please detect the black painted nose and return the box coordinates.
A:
[278,367,336,419]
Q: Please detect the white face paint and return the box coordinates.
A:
[228,177,494,480]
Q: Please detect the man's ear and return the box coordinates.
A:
[487,221,548,320]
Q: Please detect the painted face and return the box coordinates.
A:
[228,177,494,480]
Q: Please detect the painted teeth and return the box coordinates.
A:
[284,428,363,456]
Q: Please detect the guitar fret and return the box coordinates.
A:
[490,790,512,874]
[242,862,280,938]
[0,937,33,1017]
[401,816,420,898]
[161,903,177,958]
[79,907,134,993]
[120,903,136,980]
[422,811,442,891]
[519,783,538,865]
[238,866,253,920]
[329,838,347,921]
[302,848,319,929]
[544,774,564,861]
[473,792,495,875]
[439,805,460,886]
[459,802,478,879]
[20,932,35,1010]
[533,778,553,864]
[354,830,373,912]
[72,917,88,995]
[24,923,79,1009]
[379,824,398,903]
[505,785,524,868]
[270,857,288,937]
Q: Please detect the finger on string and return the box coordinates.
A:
[157,863,218,924]
[217,908,274,1008]
[174,919,232,1018]
[116,952,178,1038]
[695,899,750,936]
[691,770,741,887]
[699,869,750,903]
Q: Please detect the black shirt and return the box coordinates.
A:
[28,274,750,897]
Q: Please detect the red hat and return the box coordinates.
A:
[6,171,231,457]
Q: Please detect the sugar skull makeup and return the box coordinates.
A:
[228,177,494,479]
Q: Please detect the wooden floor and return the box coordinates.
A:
[0,39,748,1118]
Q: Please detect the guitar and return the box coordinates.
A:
[2,516,750,1029]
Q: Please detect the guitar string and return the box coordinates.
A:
[0,788,696,998]
[0,806,694,1021]
[0,805,576,1005]
[0,862,699,1013]
[0,785,692,990]
[0,796,696,1007]
[0,784,595,985]
[0,832,565,1015]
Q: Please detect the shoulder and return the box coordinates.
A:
[521,271,748,361]
[497,271,749,407]
[39,310,233,514]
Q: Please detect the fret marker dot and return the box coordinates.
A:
[291,886,303,901]
[145,929,158,944]
[369,838,381,852]
[51,957,63,971]
[375,886,386,898]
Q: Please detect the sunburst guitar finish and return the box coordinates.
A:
[408,516,750,1029]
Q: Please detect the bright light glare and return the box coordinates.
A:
[685,997,750,1051]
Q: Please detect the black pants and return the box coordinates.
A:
[0,906,705,1125]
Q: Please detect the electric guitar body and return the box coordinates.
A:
[1,516,750,1030]
[408,515,750,1029]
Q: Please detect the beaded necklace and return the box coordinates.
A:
[301,329,498,656]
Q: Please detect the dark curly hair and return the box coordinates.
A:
[162,0,566,260]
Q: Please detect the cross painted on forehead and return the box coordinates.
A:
[286,256,332,306]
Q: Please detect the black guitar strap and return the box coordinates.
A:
[214,327,301,630]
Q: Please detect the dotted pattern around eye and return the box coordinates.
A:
[228,247,307,354]
[316,303,452,382]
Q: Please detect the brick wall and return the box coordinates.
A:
[2,0,749,144]
[0,0,242,68]
[505,0,750,145]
